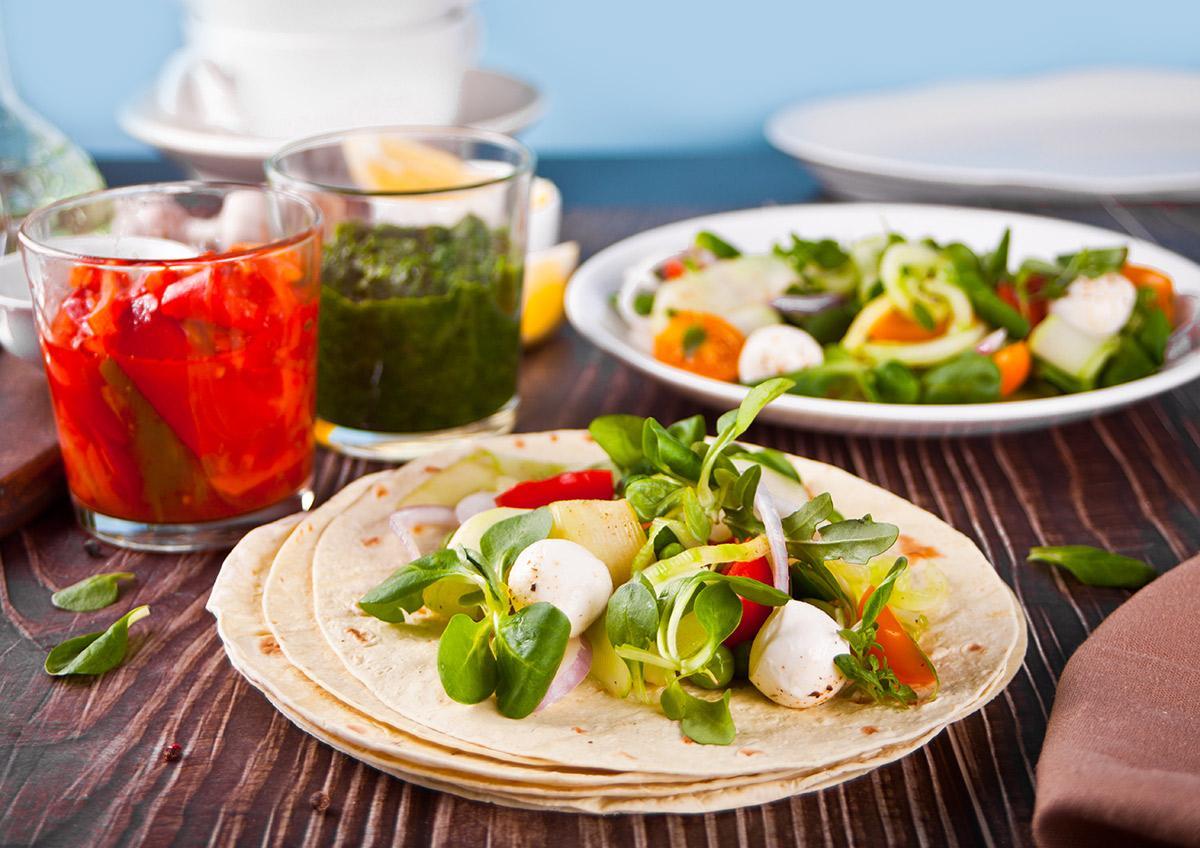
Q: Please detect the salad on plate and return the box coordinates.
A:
[616,228,1186,404]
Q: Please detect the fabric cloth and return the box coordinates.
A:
[1034,553,1200,848]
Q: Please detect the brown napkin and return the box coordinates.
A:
[1034,553,1200,848]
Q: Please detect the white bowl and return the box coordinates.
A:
[565,203,1200,437]
[0,253,40,363]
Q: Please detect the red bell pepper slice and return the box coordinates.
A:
[858,587,938,691]
[494,469,614,509]
[721,556,774,648]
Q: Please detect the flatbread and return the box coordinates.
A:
[210,514,1027,813]
[310,432,1025,777]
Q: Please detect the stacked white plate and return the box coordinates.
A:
[766,69,1200,202]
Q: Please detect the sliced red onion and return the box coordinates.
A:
[616,263,657,344]
[455,491,498,524]
[535,636,592,712]
[975,327,1008,355]
[389,506,457,560]
[1166,293,1199,362]
[770,293,847,318]
[754,485,790,592]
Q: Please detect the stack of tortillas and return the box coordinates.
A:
[208,431,1027,814]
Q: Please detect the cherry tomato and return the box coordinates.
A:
[992,341,1031,398]
[997,276,1049,327]
[858,587,937,690]
[722,557,775,648]
[1122,263,1176,325]
[661,258,687,279]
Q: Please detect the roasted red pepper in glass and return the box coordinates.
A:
[494,469,615,509]
[40,242,319,524]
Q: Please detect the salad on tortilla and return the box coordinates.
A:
[357,379,947,745]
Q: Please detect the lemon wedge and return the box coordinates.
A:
[342,135,473,192]
[522,241,579,346]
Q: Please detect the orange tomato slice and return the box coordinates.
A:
[653,311,744,382]
[859,587,938,691]
[869,307,947,342]
[1122,262,1176,325]
[993,341,1031,398]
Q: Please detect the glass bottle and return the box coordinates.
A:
[0,8,104,252]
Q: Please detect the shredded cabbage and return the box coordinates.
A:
[642,536,769,589]
[826,555,948,633]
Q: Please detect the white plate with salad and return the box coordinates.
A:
[565,203,1200,436]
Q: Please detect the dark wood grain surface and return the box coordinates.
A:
[2,192,1198,847]
[0,353,61,537]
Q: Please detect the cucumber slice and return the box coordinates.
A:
[1028,314,1120,388]
[862,323,988,367]
[842,293,896,351]
[880,242,947,320]
[851,234,891,302]
[923,279,975,330]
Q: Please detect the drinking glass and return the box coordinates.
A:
[19,182,321,551]
[267,126,533,461]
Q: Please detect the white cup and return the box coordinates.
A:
[182,0,470,32]
[179,8,479,139]
[0,253,40,363]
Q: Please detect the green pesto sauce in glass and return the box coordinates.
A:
[317,216,521,433]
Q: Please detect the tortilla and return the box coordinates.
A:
[210,514,1027,813]
[310,431,1025,778]
[261,472,566,769]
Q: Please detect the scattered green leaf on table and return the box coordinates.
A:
[51,572,135,612]
[45,605,150,676]
[1027,545,1157,589]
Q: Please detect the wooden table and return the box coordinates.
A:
[2,167,1198,846]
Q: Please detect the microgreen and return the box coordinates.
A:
[51,572,135,612]
[834,559,918,707]
[358,508,562,718]
[45,605,150,676]
[1027,545,1157,589]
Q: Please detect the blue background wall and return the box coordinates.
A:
[4,0,1197,158]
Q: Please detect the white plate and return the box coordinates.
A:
[765,69,1200,202]
[565,203,1200,437]
[119,68,544,181]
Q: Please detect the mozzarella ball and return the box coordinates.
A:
[738,324,824,384]
[1049,272,1137,337]
[508,539,613,637]
[749,600,848,709]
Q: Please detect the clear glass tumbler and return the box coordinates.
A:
[266,126,534,461]
[19,182,322,551]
